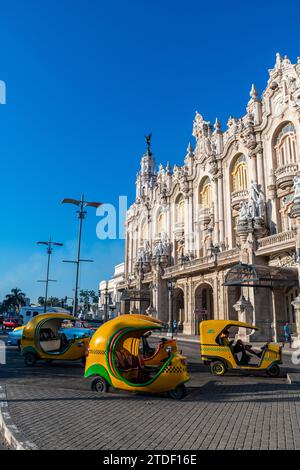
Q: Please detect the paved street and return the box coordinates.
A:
[1,331,300,450]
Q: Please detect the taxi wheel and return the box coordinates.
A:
[167,384,187,400]
[91,376,109,393]
[266,364,280,378]
[24,352,37,367]
[211,361,227,376]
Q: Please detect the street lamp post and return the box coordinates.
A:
[37,237,63,313]
[167,277,176,337]
[104,282,110,322]
[148,281,157,317]
[62,194,102,316]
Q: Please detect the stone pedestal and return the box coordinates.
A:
[233,295,253,341]
[145,305,157,318]
[292,295,300,341]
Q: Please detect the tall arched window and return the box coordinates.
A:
[156,211,165,236]
[176,196,185,224]
[199,177,212,209]
[274,122,297,168]
[232,155,248,192]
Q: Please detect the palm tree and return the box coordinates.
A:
[4,288,26,313]
[38,296,45,306]
[79,290,90,312]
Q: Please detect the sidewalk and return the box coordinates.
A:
[154,332,295,355]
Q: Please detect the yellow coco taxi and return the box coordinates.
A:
[21,313,90,366]
[200,320,282,377]
[129,314,178,367]
[85,314,190,399]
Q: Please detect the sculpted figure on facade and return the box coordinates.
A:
[177,236,185,259]
[248,181,265,219]
[238,201,249,222]
[293,176,300,199]
[161,232,169,256]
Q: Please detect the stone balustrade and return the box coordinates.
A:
[256,229,296,253]
[230,189,248,211]
[163,248,239,277]
[275,163,298,190]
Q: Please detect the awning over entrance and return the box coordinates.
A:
[121,289,150,302]
[223,263,297,289]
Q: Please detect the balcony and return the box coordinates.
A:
[256,230,296,256]
[173,222,184,237]
[275,163,298,191]
[198,207,212,225]
[230,189,248,211]
[163,248,240,278]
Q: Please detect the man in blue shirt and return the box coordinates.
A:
[283,322,292,348]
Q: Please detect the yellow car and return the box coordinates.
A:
[85,314,190,399]
[21,313,90,366]
[200,320,282,377]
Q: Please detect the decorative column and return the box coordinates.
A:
[256,148,265,194]
[235,197,269,341]
[184,278,193,335]
[233,295,254,341]
[212,176,219,245]
[249,153,258,183]
[184,193,190,255]
[218,172,225,249]
[188,192,194,257]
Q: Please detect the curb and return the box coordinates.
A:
[0,385,38,450]
[286,373,300,385]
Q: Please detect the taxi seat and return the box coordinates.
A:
[40,328,61,352]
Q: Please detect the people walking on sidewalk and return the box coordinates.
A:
[283,322,292,348]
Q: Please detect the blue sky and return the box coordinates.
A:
[0,0,300,303]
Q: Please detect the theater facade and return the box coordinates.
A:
[117,54,300,341]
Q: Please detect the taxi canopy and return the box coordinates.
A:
[200,320,258,345]
[23,313,76,340]
[89,314,163,354]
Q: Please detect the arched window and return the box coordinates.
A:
[232,155,248,192]
[199,177,212,209]
[274,122,297,168]
[176,196,185,224]
[156,211,165,236]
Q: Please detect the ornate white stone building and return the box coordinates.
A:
[118,54,300,341]
[99,263,125,319]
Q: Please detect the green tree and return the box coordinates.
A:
[4,288,26,313]
[79,290,98,313]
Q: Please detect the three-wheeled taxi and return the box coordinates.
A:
[129,314,178,367]
[21,313,90,366]
[84,314,189,399]
[200,320,282,377]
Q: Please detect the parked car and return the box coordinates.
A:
[6,326,25,350]
[0,315,4,326]
[74,320,98,332]
[3,317,21,330]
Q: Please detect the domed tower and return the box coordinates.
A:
[136,133,156,198]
